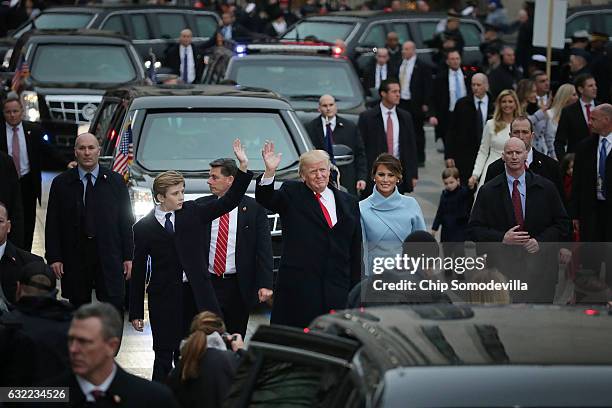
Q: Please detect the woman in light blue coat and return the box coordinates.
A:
[360,154,426,276]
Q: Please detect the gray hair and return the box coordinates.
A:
[209,157,238,177]
[73,303,122,340]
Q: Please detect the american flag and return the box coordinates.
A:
[11,55,29,92]
[112,122,133,179]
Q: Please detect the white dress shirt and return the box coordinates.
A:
[536,94,549,107]
[258,177,337,226]
[448,68,466,111]
[154,206,188,282]
[375,63,387,90]
[380,103,400,158]
[5,122,30,177]
[78,165,99,203]
[179,45,196,84]
[526,148,533,167]
[399,56,416,100]
[77,364,117,402]
[580,98,595,124]
[597,133,612,200]
[321,115,336,133]
[208,206,238,275]
[474,95,489,125]
[0,241,6,260]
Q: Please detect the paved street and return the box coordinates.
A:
[31,126,445,380]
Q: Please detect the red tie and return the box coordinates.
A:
[213,213,230,276]
[386,111,394,155]
[11,126,20,176]
[586,103,592,134]
[315,193,333,228]
[512,179,524,229]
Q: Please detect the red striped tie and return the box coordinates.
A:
[315,193,333,228]
[213,213,230,276]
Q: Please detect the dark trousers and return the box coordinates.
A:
[69,236,124,316]
[19,172,37,252]
[211,274,249,338]
[399,99,425,163]
[152,282,198,382]
[434,111,451,147]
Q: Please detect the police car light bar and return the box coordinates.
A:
[245,43,342,56]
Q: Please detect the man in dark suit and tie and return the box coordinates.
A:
[219,11,252,42]
[256,144,362,328]
[1,95,71,251]
[305,94,368,196]
[0,151,23,247]
[45,133,134,316]
[130,140,253,382]
[429,50,470,152]
[469,137,570,302]
[196,157,273,338]
[164,29,205,84]
[358,78,418,194]
[445,73,493,185]
[48,303,180,407]
[555,74,598,161]
[362,48,395,96]
[396,41,432,165]
[484,116,563,197]
[0,201,42,306]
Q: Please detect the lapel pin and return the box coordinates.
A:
[242,206,247,212]
[113,395,121,404]
[338,122,344,127]
[103,174,107,180]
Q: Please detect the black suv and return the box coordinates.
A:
[280,11,484,70]
[0,5,220,65]
[2,29,145,157]
[565,5,612,44]
[90,84,351,271]
[225,304,612,407]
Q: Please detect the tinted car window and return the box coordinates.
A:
[101,15,127,35]
[418,21,437,47]
[361,24,386,47]
[31,45,136,84]
[137,111,298,171]
[195,15,218,38]
[157,13,188,39]
[13,12,94,38]
[282,21,356,42]
[93,101,119,142]
[459,23,481,47]
[130,14,150,40]
[566,14,594,37]
[391,22,412,43]
[233,59,362,104]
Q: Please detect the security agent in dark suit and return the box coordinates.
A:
[429,50,470,151]
[196,157,273,338]
[0,151,24,247]
[484,116,563,198]
[47,303,180,407]
[164,29,205,84]
[469,138,570,302]
[358,78,418,195]
[130,140,253,382]
[445,73,494,186]
[45,133,134,315]
[305,95,368,196]
[0,201,43,306]
[256,144,362,328]
[396,41,433,165]
[554,74,598,161]
[1,94,72,251]
[361,47,396,96]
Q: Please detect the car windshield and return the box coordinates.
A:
[282,21,356,43]
[232,59,361,103]
[14,13,94,38]
[30,44,137,84]
[137,111,298,171]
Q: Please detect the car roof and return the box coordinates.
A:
[107,84,293,110]
[567,4,612,14]
[23,28,132,43]
[35,5,218,13]
[311,304,612,366]
[302,11,473,22]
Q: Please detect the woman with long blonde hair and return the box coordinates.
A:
[469,89,522,190]
[543,84,579,160]
[167,311,243,408]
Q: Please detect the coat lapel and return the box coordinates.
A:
[0,123,7,153]
[301,183,331,229]
[374,107,386,150]
[493,176,516,227]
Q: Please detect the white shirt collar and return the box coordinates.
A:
[527,148,533,165]
[580,98,594,108]
[380,103,396,115]
[155,205,174,218]
[403,55,416,65]
[0,241,6,260]
[321,115,336,129]
[316,186,334,202]
[601,133,612,143]
[76,363,117,402]
[5,122,22,132]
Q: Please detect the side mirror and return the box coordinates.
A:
[99,155,114,169]
[333,144,354,166]
[354,44,375,54]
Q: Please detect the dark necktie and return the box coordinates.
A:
[599,138,608,199]
[512,179,524,229]
[476,100,484,140]
[90,389,105,401]
[84,173,96,238]
[11,126,20,176]
[325,122,335,164]
[182,48,188,83]
[164,212,174,234]
[586,103,592,135]
[315,193,333,228]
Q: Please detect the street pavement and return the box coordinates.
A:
[31,126,445,379]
